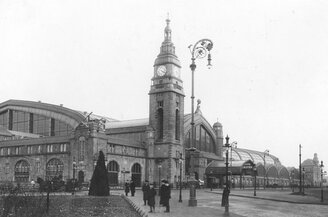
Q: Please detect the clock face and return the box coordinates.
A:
[173,66,181,78]
[156,65,167,77]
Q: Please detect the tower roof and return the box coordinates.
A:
[154,18,181,67]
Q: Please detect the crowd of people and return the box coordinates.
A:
[124,179,171,213]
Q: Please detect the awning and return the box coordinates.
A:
[205,160,255,176]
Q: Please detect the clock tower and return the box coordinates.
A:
[148,18,185,184]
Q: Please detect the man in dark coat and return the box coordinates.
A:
[147,183,156,213]
[142,180,150,205]
[159,180,171,212]
[124,181,130,196]
[130,180,136,197]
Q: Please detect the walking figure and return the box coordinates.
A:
[147,183,156,213]
[130,180,136,197]
[142,180,150,205]
[159,180,171,213]
[125,180,130,196]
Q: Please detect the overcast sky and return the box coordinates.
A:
[1,0,328,169]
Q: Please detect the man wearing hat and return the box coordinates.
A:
[142,180,150,205]
[159,180,171,212]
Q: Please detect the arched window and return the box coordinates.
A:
[175,109,180,140]
[46,158,64,181]
[79,136,85,161]
[185,126,216,153]
[157,108,163,140]
[107,161,119,186]
[131,163,142,187]
[15,160,30,182]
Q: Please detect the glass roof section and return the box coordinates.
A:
[264,156,275,165]
[250,153,264,164]
[237,151,253,161]
[231,150,241,161]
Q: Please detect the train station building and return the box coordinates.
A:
[0,19,322,188]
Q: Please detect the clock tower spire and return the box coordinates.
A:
[148,18,185,185]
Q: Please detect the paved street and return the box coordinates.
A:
[114,188,328,217]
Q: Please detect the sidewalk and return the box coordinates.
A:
[115,189,245,217]
[213,188,328,205]
[113,188,327,217]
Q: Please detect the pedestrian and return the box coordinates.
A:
[130,180,136,197]
[221,184,230,207]
[125,180,130,196]
[147,183,156,213]
[142,180,150,205]
[159,180,171,213]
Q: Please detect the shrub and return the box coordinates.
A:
[88,151,110,196]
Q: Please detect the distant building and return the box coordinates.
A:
[302,153,322,187]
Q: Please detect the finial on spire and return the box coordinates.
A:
[164,14,171,41]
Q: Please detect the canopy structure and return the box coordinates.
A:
[206,160,255,176]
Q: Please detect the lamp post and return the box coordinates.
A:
[72,158,76,195]
[188,38,213,207]
[224,135,232,214]
[230,142,237,184]
[122,168,126,187]
[158,163,162,194]
[299,144,302,194]
[179,152,183,203]
[210,170,213,191]
[253,166,257,196]
[320,161,324,202]
[263,149,269,189]
[302,167,305,195]
[291,170,295,192]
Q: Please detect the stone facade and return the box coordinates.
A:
[0,19,223,187]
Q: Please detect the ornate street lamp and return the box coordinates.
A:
[72,158,76,195]
[299,144,302,194]
[302,167,305,195]
[230,142,237,185]
[224,135,232,214]
[179,152,183,203]
[263,149,269,190]
[188,38,213,207]
[253,166,257,196]
[291,170,295,192]
[122,167,126,187]
[158,163,162,194]
[320,161,324,202]
[210,170,213,191]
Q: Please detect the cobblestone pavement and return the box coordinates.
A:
[114,188,328,217]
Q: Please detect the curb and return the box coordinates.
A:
[207,191,328,206]
[121,194,148,217]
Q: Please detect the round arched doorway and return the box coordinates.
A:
[46,158,64,181]
[107,161,119,186]
[131,163,142,187]
[15,160,30,182]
